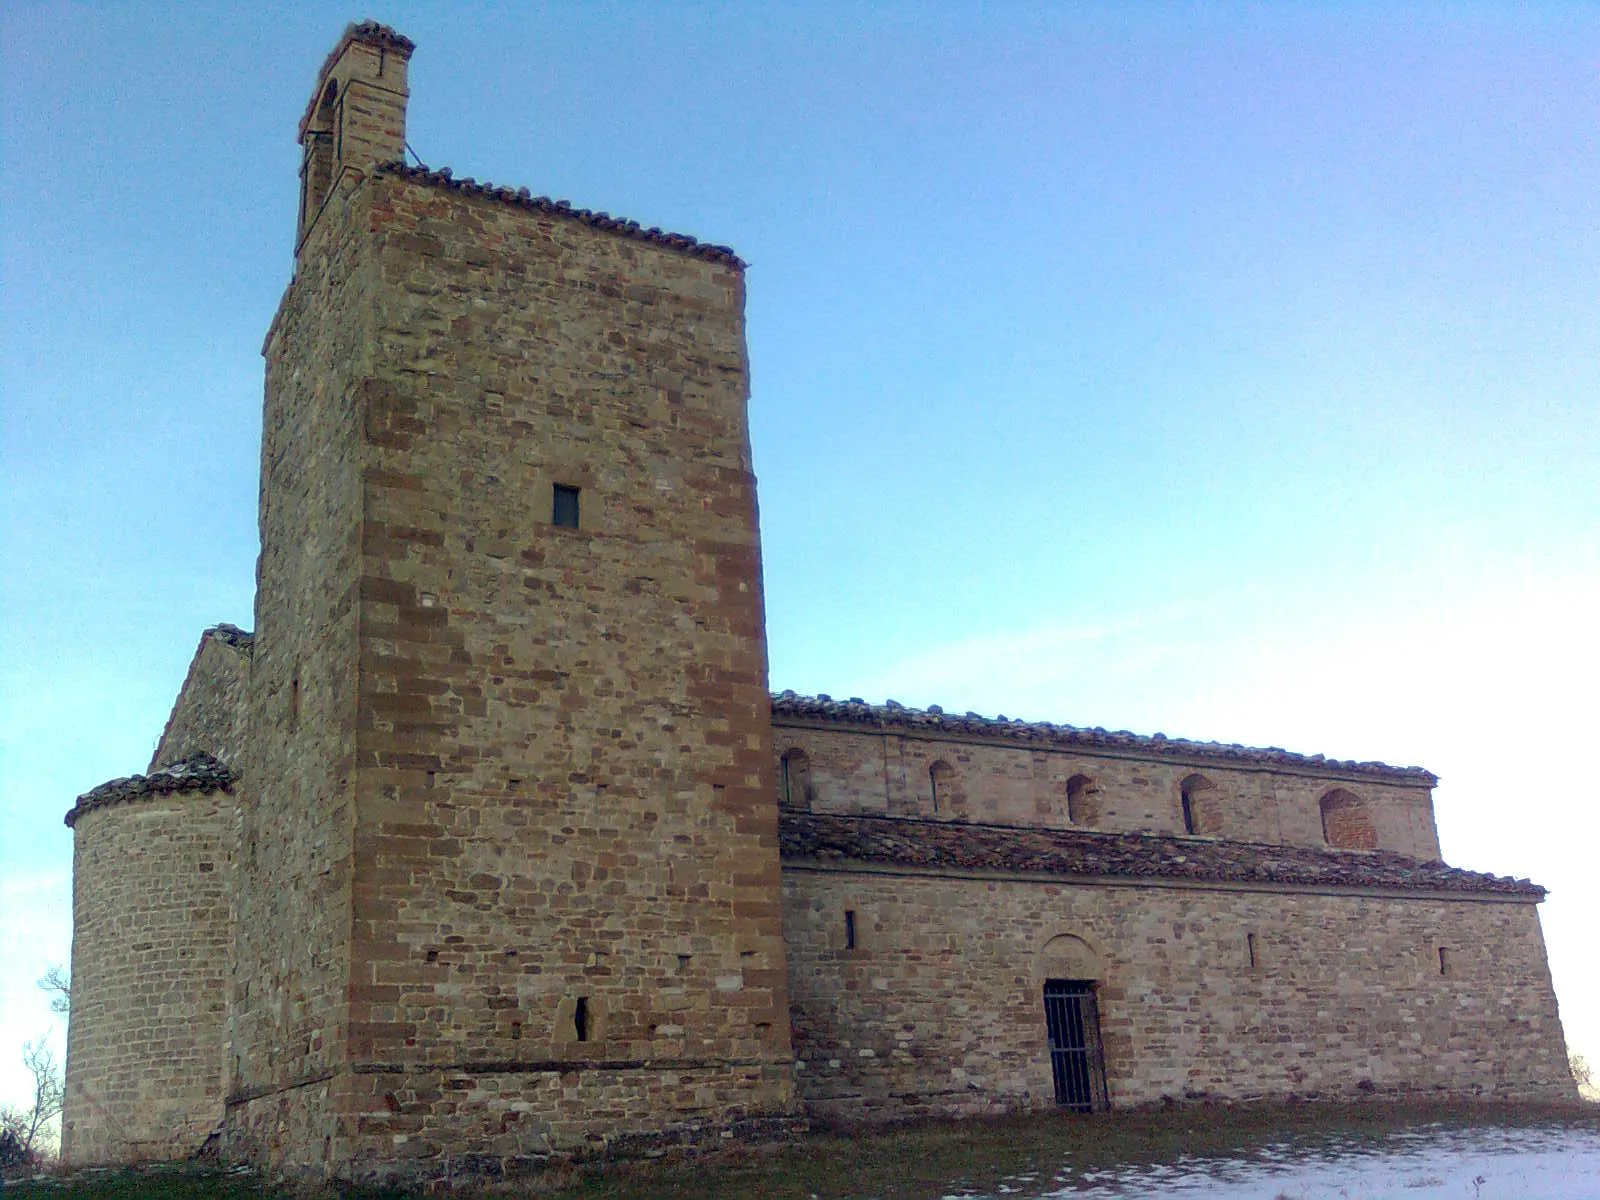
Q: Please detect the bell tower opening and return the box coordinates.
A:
[298,80,338,238]
[294,21,415,252]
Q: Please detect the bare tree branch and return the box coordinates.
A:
[0,1039,63,1170]
[38,967,70,1018]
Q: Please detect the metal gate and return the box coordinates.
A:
[1043,979,1103,1112]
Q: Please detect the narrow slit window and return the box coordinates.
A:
[1438,947,1450,976]
[289,668,301,726]
[552,484,581,529]
[844,910,857,950]
[1178,773,1213,836]
[574,996,590,1041]
[1247,932,1258,970]
[929,760,954,813]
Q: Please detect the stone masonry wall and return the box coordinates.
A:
[782,865,1575,1123]
[772,721,1441,859]
[226,181,379,1173]
[62,790,234,1165]
[150,629,252,771]
[322,172,791,1180]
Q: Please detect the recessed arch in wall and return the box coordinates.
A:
[779,746,813,809]
[1033,932,1105,984]
[300,79,341,235]
[1065,774,1097,826]
[1178,773,1218,836]
[1319,787,1377,849]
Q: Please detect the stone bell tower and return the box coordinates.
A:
[227,22,794,1182]
[295,21,413,249]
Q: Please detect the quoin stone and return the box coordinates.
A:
[60,21,1576,1185]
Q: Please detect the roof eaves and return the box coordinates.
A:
[770,691,1437,785]
[65,753,236,829]
[372,162,746,268]
[778,811,1542,898]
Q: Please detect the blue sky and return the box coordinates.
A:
[3,2,1597,1114]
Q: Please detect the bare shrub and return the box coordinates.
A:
[0,1040,64,1172]
[1573,1052,1596,1100]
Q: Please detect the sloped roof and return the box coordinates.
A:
[65,754,235,829]
[372,162,745,267]
[778,810,1542,897]
[770,691,1436,784]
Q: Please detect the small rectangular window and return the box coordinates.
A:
[574,996,590,1041]
[844,910,857,950]
[552,484,580,529]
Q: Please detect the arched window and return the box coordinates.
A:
[1319,788,1377,850]
[779,747,812,809]
[928,760,955,814]
[1178,773,1216,836]
[1066,774,1097,826]
[299,79,340,238]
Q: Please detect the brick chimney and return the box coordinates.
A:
[296,21,415,250]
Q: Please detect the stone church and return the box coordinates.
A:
[59,22,1575,1183]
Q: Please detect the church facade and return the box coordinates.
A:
[60,23,1575,1184]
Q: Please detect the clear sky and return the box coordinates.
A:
[3,2,1597,1116]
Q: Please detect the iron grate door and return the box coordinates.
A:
[1043,979,1103,1112]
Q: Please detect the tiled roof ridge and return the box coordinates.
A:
[205,622,254,652]
[66,753,235,829]
[770,691,1437,784]
[342,20,416,56]
[778,809,1544,898]
[372,162,746,268]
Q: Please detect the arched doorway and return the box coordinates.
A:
[1036,934,1109,1112]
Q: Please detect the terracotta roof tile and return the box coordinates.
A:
[771,691,1436,784]
[779,810,1543,897]
[65,754,235,829]
[373,162,746,267]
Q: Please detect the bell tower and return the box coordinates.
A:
[296,21,414,250]
[230,22,795,1182]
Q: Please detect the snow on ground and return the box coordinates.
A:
[951,1123,1600,1200]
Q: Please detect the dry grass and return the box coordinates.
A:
[10,1100,1597,1200]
